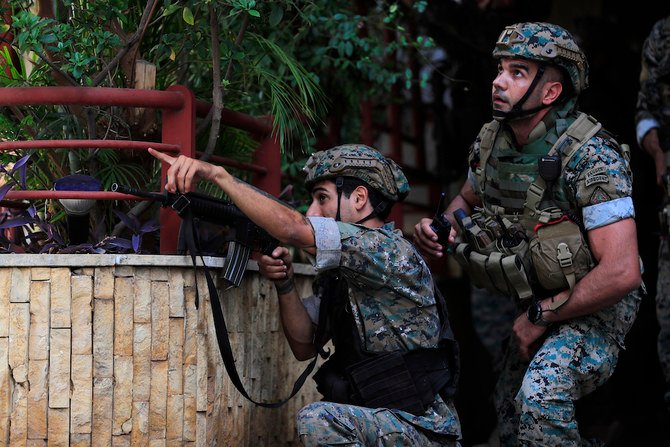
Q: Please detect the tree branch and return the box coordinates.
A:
[200,10,249,161]
[91,0,159,87]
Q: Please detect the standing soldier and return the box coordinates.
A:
[414,22,643,446]
[635,14,670,410]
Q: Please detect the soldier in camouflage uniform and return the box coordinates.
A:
[149,145,462,445]
[636,14,670,409]
[414,22,642,446]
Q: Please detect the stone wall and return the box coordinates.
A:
[0,254,320,446]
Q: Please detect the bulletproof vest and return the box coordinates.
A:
[311,271,460,414]
[455,112,629,306]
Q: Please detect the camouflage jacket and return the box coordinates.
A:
[304,216,461,437]
[468,100,639,346]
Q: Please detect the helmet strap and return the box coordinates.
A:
[334,176,391,225]
[493,64,550,121]
[355,201,388,225]
[334,176,344,222]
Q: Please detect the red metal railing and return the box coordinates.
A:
[0,85,280,254]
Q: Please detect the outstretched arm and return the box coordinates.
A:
[151,148,320,360]
[149,148,317,255]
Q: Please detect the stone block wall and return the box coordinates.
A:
[0,254,319,446]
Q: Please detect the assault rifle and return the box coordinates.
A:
[112,182,314,409]
[111,183,278,287]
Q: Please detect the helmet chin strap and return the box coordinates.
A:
[355,202,388,225]
[493,64,550,121]
[335,176,389,225]
[334,177,344,222]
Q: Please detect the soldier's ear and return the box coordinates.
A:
[543,80,563,105]
[352,186,368,210]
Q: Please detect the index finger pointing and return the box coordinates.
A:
[148,147,175,165]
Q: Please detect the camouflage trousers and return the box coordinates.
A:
[296,402,460,446]
[657,237,670,406]
[494,320,619,446]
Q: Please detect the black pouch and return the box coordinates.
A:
[345,351,430,415]
[313,358,356,405]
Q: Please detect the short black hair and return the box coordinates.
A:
[340,177,393,221]
[552,65,576,100]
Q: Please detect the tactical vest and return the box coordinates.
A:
[311,272,459,415]
[453,112,630,309]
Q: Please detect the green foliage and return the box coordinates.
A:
[0,0,432,251]
[291,0,434,126]
[3,0,431,156]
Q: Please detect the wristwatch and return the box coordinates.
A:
[527,300,552,327]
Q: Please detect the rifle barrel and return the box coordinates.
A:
[110,183,166,203]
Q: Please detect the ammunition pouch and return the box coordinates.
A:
[453,212,594,300]
[529,215,594,292]
[462,112,607,301]
[313,356,355,405]
[453,237,534,301]
[314,347,455,416]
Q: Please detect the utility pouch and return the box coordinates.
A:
[468,251,497,291]
[500,254,534,300]
[485,252,512,296]
[453,242,533,300]
[454,243,492,290]
[346,351,431,416]
[313,358,356,405]
[529,215,594,291]
[454,243,472,270]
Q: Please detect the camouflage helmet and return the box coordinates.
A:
[302,144,410,202]
[493,22,589,94]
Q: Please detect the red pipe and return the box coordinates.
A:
[0,87,185,109]
[0,85,280,253]
[195,100,273,136]
[0,140,180,153]
[4,191,135,200]
[195,152,267,175]
[252,134,281,197]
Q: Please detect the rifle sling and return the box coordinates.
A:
[181,209,317,408]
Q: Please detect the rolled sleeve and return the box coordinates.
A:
[636,118,659,145]
[306,216,341,271]
[467,168,478,191]
[582,197,635,230]
[301,295,321,324]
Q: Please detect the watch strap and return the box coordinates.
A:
[528,301,552,327]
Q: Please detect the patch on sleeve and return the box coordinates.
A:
[589,186,611,205]
[585,166,609,187]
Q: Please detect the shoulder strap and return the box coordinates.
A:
[524,113,602,220]
[549,112,602,164]
[475,120,501,196]
[523,113,602,293]
[182,210,317,408]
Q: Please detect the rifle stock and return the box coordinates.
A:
[111,183,279,286]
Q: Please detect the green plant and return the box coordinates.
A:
[0,0,435,252]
